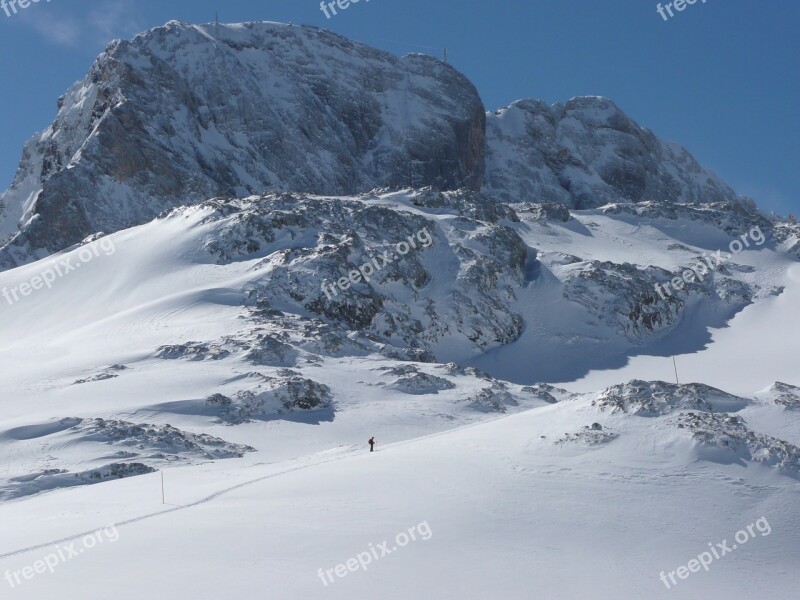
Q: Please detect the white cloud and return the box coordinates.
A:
[11,0,142,48]
[16,8,82,46]
[88,0,142,43]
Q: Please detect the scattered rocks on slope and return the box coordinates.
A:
[71,418,256,459]
[556,423,618,446]
[73,364,128,385]
[156,342,231,361]
[677,412,800,473]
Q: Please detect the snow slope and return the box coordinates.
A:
[1,391,798,599]
[0,189,798,599]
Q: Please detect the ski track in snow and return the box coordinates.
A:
[0,410,515,560]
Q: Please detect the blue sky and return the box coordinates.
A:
[0,0,797,214]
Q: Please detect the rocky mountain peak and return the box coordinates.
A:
[0,21,747,269]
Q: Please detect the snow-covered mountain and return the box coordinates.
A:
[1,20,798,600]
[1,21,741,269]
[0,21,485,267]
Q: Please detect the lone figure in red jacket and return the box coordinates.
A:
[368,437,375,452]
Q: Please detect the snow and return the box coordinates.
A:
[0,191,798,598]
[1,398,798,599]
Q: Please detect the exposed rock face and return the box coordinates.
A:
[484,97,738,207]
[0,20,485,267]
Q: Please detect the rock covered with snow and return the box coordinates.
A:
[513,201,572,223]
[0,463,158,501]
[520,383,574,404]
[156,342,232,361]
[677,412,800,473]
[467,383,520,413]
[388,371,456,395]
[70,417,256,459]
[592,380,750,416]
[208,376,333,424]
[73,364,128,385]
[600,199,770,234]
[112,186,776,369]
[759,382,800,409]
[0,416,257,501]
[196,191,528,358]
[560,259,755,341]
[484,97,738,208]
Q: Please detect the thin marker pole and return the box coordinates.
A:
[672,356,680,385]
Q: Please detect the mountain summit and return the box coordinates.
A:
[0,21,485,267]
[2,20,738,268]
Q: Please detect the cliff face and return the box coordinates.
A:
[484,97,738,208]
[0,21,485,267]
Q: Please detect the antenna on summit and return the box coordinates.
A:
[215,11,219,28]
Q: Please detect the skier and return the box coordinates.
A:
[368,437,375,452]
